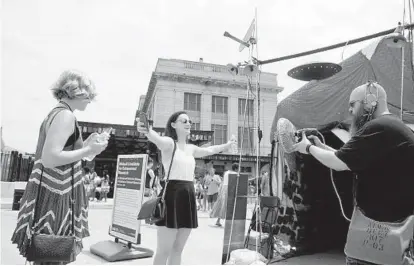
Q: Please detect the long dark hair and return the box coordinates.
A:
[164,111,187,141]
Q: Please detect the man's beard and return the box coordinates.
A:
[349,107,373,136]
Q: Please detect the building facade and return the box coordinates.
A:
[139,58,283,178]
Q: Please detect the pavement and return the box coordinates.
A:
[1,200,346,265]
[0,197,115,210]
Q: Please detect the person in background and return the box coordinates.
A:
[195,179,204,211]
[201,170,209,211]
[260,171,270,196]
[205,168,221,212]
[144,157,156,198]
[210,163,239,226]
[100,171,110,202]
[93,172,102,201]
[11,70,108,264]
[83,168,92,197]
[83,168,91,183]
[89,169,97,201]
[152,164,162,195]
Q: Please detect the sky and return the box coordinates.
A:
[1,0,409,153]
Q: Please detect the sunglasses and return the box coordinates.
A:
[177,118,193,125]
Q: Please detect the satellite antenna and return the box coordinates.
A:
[223,19,258,77]
[223,19,256,53]
[239,19,256,52]
[223,10,274,264]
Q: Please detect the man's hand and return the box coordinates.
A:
[308,135,322,148]
[292,131,311,154]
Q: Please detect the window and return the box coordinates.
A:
[241,166,252,173]
[191,123,200,131]
[238,127,254,151]
[212,124,227,145]
[184,93,201,111]
[212,96,228,114]
[238,99,254,116]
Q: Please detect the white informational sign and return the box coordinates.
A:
[109,154,147,244]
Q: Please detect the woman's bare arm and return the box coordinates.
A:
[42,110,94,168]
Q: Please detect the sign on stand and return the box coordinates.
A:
[90,154,153,262]
[110,154,146,243]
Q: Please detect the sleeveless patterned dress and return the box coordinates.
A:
[11,106,90,262]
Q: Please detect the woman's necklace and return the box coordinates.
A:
[59,101,73,112]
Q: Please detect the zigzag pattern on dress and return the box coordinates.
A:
[11,106,90,261]
[13,186,90,234]
[29,175,84,195]
[31,168,82,185]
[32,159,82,176]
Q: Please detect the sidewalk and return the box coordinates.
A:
[1,206,345,265]
[1,208,225,265]
[0,198,115,210]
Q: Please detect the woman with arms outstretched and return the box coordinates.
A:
[136,111,236,265]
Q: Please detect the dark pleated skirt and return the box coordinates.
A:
[155,180,198,229]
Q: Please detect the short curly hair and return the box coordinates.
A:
[51,70,97,100]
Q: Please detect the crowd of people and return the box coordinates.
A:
[83,168,111,202]
[144,158,270,228]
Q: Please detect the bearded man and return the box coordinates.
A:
[293,81,414,265]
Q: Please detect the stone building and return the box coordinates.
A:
[138,58,283,178]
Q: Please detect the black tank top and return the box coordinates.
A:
[64,126,80,148]
[49,106,80,148]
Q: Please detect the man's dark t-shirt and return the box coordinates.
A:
[335,114,414,222]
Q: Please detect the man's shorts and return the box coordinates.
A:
[207,193,218,203]
[196,191,203,199]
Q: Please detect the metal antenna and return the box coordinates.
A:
[223,9,263,262]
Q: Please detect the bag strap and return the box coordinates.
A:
[161,141,177,201]
[150,170,157,189]
[70,159,75,236]
[29,167,44,234]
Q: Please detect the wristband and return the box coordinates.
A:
[306,144,313,154]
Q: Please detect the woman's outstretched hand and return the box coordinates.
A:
[227,134,237,152]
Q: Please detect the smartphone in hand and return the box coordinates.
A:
[138,111,149,130]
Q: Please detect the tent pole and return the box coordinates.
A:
[401,45,405,120]
[258,23,414,65]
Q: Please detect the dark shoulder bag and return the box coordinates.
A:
[137,141,177,224]
[26,120,78,263]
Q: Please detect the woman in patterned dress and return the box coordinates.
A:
[11,70,108,264]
